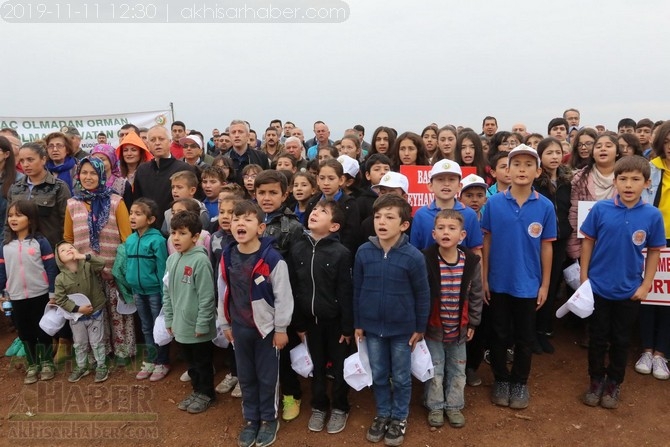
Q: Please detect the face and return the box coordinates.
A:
[220,135,232,149]
[139,131,148,143]
[7,206,30,235]
[182,140,202,160]
[122,145,142,164]
[481,138,490,155]
[271,122,282,134]
[619,126,635,135]
[171,179,196,199]
[506,136,520,149]
[293,176,315,202]
[592,137,618,167]
[366,163,391,186]
[283,122,295,136]
[525,136,541,150]
[92,153,112,175]
[275,158,295,172]
[284,140,302,159]
[256,182,288,213]
[374,131,390,154]
[618,138,632,156]
[129,204,153,231]
[314,123,330,143]
[230,123,249,150]
[398,138,418,165]
[46,137,67,163]
[429,173,461,201]
[422,129,437,153]
[18,147,46,178]
[318,149,334,162]
[460,187,487,213]
[147,127,171,158]
[202,176,223,199]
[565,111,580,127]
[171,125,186,142]
[512,124,527,135]
[339,138,359,159]
[243,170,258,192]
[577,134,595,159]
[171,202,188,215]
[308,205,338,235]
[97,134,107,144]
[491,158,511,186]
[373,206,409,243]
[636,127,652,146]
[264,131,278,147]
[438,131,456,158]
[79,162,100,191]
[614,170,650,207]
[231,212,264,246]
[549,125,567,141]
[291,128,305,141]
[218,200,235,231]
[483,119,497,137]
[432,217,466,250]
[540,143,563,172]
[377,186,405,197]
[248,132,257,148]
[317,166,344,197]
[663,134,670,159]
[460,138,476,165]
[57,243,77,263]
[507,154,541,186]
[170,227,198,253]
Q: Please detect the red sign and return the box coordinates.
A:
[400,165,477,215]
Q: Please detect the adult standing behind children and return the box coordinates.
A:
[224,120,271,186]
[481,145,557,410]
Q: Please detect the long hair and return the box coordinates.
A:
[0,136,18,198]
[4,200,40,244]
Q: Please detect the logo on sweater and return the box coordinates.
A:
[527,222,543,238]
[632,230,647,246]
[181,266,193,284]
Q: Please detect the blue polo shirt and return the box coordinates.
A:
[481,188,557,298]
[580,195,665,300]
[410,200,483,250]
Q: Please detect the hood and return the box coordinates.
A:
[651,156,667,171]
[54,241,84,274]
[116,131,153,162]
[179,245,208,258]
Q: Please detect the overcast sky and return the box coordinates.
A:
[2,0,669,141]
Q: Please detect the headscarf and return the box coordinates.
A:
[73,157,113,253]
[90,144,122,187]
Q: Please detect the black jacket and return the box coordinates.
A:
[304,192,361,257]
[288,232,353,336]
[263,206,304,258]
[534,166,572,240]
[356,187,379,223]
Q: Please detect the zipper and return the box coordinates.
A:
[136,233,146,294]
[379,248,389,336]
[309,237,317,324]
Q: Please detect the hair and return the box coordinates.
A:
[0,136,18,198]
[636,118,654,130]
[4,200,40,244]
[389,131,430,169]
[509,132,524,145]
[524,133,544,144]
[617,118,636,130]
[229,119,250,133]
[562,108,580,118]
[365,154,392,173]
[213,155,235,181]
[487,131,512,159]
[171,197,201,214]
[319,158,344,177]
[368,126,397,157]
[277,170,294,187]
[547,118,569,134]
[200,165,226,183]
[233,200,264,223]
[0,128,19,138]
[264,127,279,137]
[434,209,464,229]
[318,146,339,160]
[254,169,288,194]
[535,137,567,195]
[293,171,317,189]
[619,133,643,156]
[314,199,345,226]
[19,141,48,159]
[121,123,140,133]
[433,125,459,163]
[341,133,361,153]
[284,136,301,147]
[569,128,598,169]
[171,121,186,130]
[652,121,670,159]
[455,131,487,177]
[97,132,106,138]
[482,116,498,127]
[421,125,439,150]
[307,159,320,175]
[241,163,263,176]
[169,170,199,188]
[372,194,412,224]
[276,153,298,168]
[488,151,509,170]
[219,183,246,199]
[45,131,74,157]
[170,210,201,235]
[131,197,160,220]
[614,155,651,180]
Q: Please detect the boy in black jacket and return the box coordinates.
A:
[289,199,353,435]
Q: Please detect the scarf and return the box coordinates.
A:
[73,157,113,253]
[46,156,77,192]
[91,144,122,187]
[592,166,615,201]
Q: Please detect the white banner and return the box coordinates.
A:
[643,248,670,306]
[0,110,171,150]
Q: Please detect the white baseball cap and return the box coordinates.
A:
[179,134,203,149]
[556,280,594,319]
[461,174,488,192]
[508,144,541,167]
[429,160,462,179]
[337,155,360,177]
[372,171,409,194]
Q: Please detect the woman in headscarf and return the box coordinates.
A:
[63,157,136,365]
[91,143,133,209]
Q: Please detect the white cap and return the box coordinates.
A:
[556,280,594,319]
[429,160,462,179]
[179,134,203,149]
[508,144,541,167]
[372,172,409,194]
[461,174,487,192]
[337,155,360,177]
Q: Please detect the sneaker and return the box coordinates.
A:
[39,361,55,381]
[231,382,242,398]
[366,416,390,443]
[238,420,259,447]
[509,383,530,409]
[95,366,109,383]
[600,380,620,409]
[427,409,444,427]
[135,362,155,380]
[483,349,491,365]
[68,366,90,383]
[635,352,653,375]
[150,364,170,382]
[506,348,515,363]
[180,370,191,382]
[326,409,348,434]
[308,409,327,432]
[445,410,465,428]
[465,368,482,387]
[583,377,605,407]
[652,356,670,380]
[187,392,213,414]
[255,419,279,447]
[531,338,543,355]
[24,364,40,384]
[177,392,198,411]
[384,419,406,447]
[216,373,239,394]
[281,395,300,421]
[491,381,510,407]
[537,333,555,354]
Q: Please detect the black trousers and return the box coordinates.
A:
[306,318,350,412]
[180,340,215,399]
[279,324,302,399]
[13,294,53,365]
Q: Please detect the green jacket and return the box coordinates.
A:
[54,252,106,313]
[163,246,216,344]
[112,244,134,304]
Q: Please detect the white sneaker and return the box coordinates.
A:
[180,370,191,382]
[652,355,670,380]
[231,382,242,398]
[135,362,155,380]
[215,373,239,394]
[635,352,653,375]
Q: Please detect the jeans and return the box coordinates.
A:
[366,333,412,421]
[425,338,466,411]
[134,294,170,365]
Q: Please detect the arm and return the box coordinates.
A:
[579,237,595,284]
[0,245,7,291]
[481,232,491,304]
[115,200,131,242]
[467,262,484,340]
[632,249,661,301]
[409,253,430,350]
[53,276,78,312]
[270,258,294,349]
[537,240,553,309]
[352,251,364,339]
[122,181,134,211]
[63,207,74,244]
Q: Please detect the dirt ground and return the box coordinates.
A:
[0,317,669,447]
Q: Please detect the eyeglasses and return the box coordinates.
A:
[243,174,257,180]
[47,143,66,150]
[577,141,594,148]
[507,140,519,147]
[182,143,200,149]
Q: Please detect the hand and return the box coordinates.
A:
[297,331,306,343]
[74,252,86,260]
[631,285,650,301]
[224,329,234,344]
[273,332,288,349]
[195,332,204,337]
[482,281,490,305]
[408,332,423,352]
[101,270,113,281]
[466,328,475,342]
[79,304,93,315]
[339,334,351,345]
[536,286,548,310]
[166,327,173,336]
[354,328,365,342]
[48,298,57,305]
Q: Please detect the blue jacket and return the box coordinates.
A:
[125,228,168,296]
[353,234,430,337]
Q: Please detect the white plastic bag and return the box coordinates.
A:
[290,337,313,378]
[563,261,581,291]
[212,320,230,349]
[39,304,66,336]
[344,337,373,391]
[153,308,173,346]
[411,339,434,382]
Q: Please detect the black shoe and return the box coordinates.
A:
[384,419,406,446]
[531,338,543,355]
[537,333,555,354]
[366,416,390,443]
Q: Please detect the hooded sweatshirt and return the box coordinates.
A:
[53,246,107,313]
[125,227,168,296]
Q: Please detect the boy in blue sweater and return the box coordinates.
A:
[354,194,430,447]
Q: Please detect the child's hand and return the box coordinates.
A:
[273,332,288,349]
[297,331,306,343]
[631,285,649,301]
[408,332,423,352]
[339,335,351,345]
[195,332,204,337]
[224,329,234,344]
[482,281,490,305]
[354,329,365,342]
[466,328,475,341]
[536,286,548,310]
[166,327,173,336]
[74,249,86,260]
[79,304,93,315]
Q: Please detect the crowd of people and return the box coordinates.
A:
[0,109,668,447]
